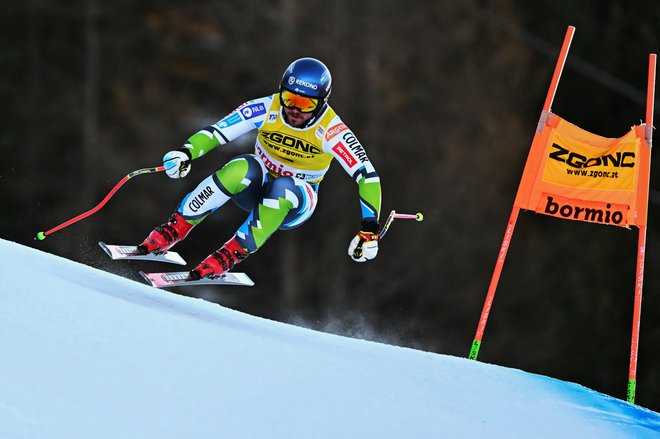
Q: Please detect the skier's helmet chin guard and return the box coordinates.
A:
[279,57,332,119]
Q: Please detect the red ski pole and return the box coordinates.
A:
[36,166,165,240]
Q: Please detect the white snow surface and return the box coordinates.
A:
[0,238,658,439]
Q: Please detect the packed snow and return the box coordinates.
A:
[0,238,658,438]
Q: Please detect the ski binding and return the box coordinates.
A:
[140,271,255,288]
[99,242,186,266]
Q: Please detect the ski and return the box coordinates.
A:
[140,271,255,288]
[99,242,187,266]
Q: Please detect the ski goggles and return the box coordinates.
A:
[280,89,319,113]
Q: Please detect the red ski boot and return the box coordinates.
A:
[137,212,194,254]
[190,237,248,279]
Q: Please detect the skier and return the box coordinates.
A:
[138,57,382,280]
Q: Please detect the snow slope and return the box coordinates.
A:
[0,238,658,438]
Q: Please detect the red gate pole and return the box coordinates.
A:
[468,207,519,359]
[627,53,656,404]
[469,26,575,360]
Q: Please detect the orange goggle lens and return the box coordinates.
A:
[280,90,319,113]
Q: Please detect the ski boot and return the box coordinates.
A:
[137,212,194,255]
[190,237,248,280]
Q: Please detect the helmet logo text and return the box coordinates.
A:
[289,76,318,90]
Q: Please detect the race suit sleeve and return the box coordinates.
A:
[179,96,272,160]
[323,118,382,222]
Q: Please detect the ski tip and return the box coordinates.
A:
[98,242,112,257]
[139,271,155,287]
[36,232,46,241]
[238,273,256,286]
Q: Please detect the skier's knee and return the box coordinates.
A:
[215,155,262,195]
[265,176,297,199]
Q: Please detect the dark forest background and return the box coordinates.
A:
[2,0,659,411]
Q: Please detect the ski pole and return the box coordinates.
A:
[36,166,165,241]
[351,210,423,260]
[379,210,424,239]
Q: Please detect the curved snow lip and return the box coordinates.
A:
[1,238,659,439]
[530,372,660,436]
